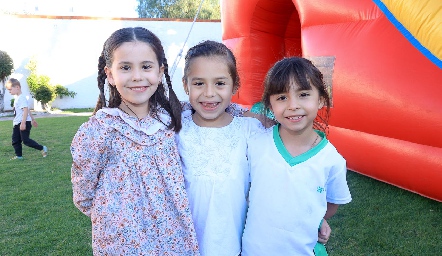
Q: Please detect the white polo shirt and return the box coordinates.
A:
[242,125,352,256]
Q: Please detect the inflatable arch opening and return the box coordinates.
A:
[221,0,442,201]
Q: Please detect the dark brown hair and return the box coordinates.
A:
[261,57,331,133]
[95,27,182,132]
[183,40,240,90]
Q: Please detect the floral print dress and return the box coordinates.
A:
[71,108,199,255]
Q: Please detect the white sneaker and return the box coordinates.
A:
[41,146,48,157]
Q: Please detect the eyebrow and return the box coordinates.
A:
[190,76,229,81]
[117,60,155,65]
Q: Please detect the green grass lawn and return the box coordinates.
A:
[0,116,441,255]
[0,116,92,255]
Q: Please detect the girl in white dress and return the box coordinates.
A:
[176,40,262,256]
[241,57,352,256]
[176,42,332,256]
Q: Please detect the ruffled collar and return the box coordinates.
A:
[96,107,171,136]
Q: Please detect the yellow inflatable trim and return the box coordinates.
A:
[382,0,442,59]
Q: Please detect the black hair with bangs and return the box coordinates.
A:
[261,57,331,132]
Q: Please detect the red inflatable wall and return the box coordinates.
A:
[221,0,442,201]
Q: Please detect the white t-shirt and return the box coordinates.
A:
[13,94,31,126]
[241,125,352,256]
[176,113,263,256]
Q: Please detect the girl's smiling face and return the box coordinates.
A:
[105,41,163,117]
[270,82,324,135]
[183,56,236,127]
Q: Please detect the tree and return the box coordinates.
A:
[25,58,76,110]
[0,50,14,112]
[137,0,220,19]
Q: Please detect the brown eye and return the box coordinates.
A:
[276,95,287,101]
[120,65,130,71]
[300,92,310,97]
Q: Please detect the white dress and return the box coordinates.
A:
[176,113,263,256]
[241,125,352,256]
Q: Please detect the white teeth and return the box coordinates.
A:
[202,103,218,107]
[288,116,302,120]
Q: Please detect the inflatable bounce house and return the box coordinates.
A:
[221,0,442,201]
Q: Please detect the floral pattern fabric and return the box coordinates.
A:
[71,108,199,255]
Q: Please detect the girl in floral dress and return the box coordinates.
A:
[70,27,199,255]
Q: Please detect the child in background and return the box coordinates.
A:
[241,57,352,256]
[5,78,47,160]
[176,41,331,256]
[70,27,199,255]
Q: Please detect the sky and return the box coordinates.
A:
[0,0,139,18]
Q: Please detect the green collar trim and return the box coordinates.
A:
[273,124,328,167]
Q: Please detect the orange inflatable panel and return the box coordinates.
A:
[221,0,442,201]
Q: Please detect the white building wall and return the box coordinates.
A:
[0,15,222,110]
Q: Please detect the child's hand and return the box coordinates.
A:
[32,120,38,128]
[20,122,26,131]
[318,218,331,244]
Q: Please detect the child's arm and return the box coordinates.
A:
[243,102,276,128]
[29,111,38,127]
[324,202,339,220]
[243,111,276,128]
[317,203,339,244]
[71,120,108,217]
[318,218,331,244]
[20,107,29,130]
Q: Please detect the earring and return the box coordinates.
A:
[185,91,189,95]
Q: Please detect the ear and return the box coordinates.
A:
[158,65,165,84]
[182,78,189,95]
[232,85,239,95]
[318,97,325,109]
[104,66,114,86]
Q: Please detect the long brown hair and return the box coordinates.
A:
[95,27,182,132]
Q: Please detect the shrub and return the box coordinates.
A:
[34,83,56,106]
[26,73,40,94]
[27,74,55,105]
[54,84,76,99]
[25,59,76,109]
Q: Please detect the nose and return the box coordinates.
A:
[204,84,215,97]
[132,68,142,82]
[287,96,300,110]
